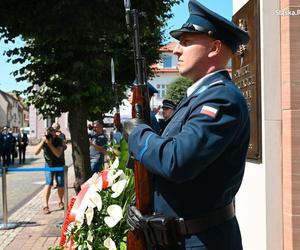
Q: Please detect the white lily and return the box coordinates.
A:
[111,179,128,198]
[106,169,125,187]
[104,237,117,250]
[75,174,104,225]
[85,206,94,226]
[111,157,119,169]
[88,190,102,211]
[104,205,123,228]
[106,169,116,187]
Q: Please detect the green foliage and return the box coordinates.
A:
[165,76,193,104]
[0,0,182,119]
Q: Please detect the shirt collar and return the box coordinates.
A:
[186,69,227,97]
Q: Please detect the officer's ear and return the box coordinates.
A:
[208,40,222,58]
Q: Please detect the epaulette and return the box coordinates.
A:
[194,80,225,96]
[208,80,225,87]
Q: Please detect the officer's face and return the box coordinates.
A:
[173,33,215,82]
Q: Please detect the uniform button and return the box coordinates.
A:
[177,241,182,245]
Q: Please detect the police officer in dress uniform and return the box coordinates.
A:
[125,0,250,249]
[17,128,29,164]
[2,126,13,166]
[162,99,177,121]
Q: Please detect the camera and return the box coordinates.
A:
[45,133,53,140]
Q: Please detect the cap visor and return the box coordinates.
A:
[170,28,206,40]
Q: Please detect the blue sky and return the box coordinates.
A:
[0,0,232,92]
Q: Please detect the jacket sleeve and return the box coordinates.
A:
[128,87,246,183]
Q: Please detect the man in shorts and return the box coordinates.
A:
[35,127,65,214]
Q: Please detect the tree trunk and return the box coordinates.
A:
[68,104,91,189]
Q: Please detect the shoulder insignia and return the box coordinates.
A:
[200,105,218,119]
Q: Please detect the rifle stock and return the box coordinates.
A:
[113,112,121,130]
[127,85,152,250]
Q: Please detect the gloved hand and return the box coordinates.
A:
[123,118,144,141]
[126,203,144,231]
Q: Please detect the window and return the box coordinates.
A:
[156,84,167,98]
[162,55,172,68]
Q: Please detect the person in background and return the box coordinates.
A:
[158,99,177,133]
[35,127,65,215]
[51,122,67,188]
[161,99,176,121]
[89,120,108,174]
[2,126,13,166]
[17,128,29,164]
[124,0,250,249]
[52,123,67,148]
[10,128,17,166]
[112,122,123,145]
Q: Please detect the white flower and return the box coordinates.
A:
[104,205,123,228]
[106,169,116,186]
[111,157,119,169]
[74,174,104,225]
[85,206,94,226]
[106,169,125,186]
[104,237,117,250]
[88,190,102,211]
[111,179,128,198]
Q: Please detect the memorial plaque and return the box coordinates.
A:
[232,0,261,160]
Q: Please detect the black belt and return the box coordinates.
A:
[176,202,235,235]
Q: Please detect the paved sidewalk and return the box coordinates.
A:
[0,146,76,250]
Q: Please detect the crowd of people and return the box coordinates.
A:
[0,126,29,167]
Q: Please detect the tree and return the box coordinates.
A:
[0,0,182,186]
[165,76,193,104]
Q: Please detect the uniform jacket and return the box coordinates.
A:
[2,132,14,151]
[17,133,28,148]
[128,71,250,249]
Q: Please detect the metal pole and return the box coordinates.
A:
[2,166,8,224]
[0,166,17,230]
[63,165,68,215]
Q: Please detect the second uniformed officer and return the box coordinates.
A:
[125,0,250,249]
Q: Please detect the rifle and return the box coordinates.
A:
[111,58,121,131]
[124,1,152,249]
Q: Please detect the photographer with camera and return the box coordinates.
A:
[35,127,65,215]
